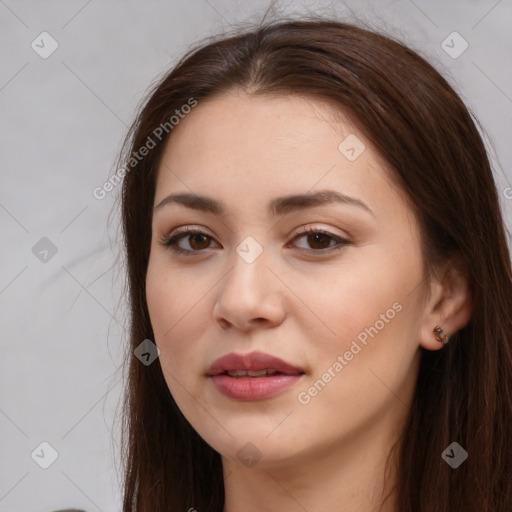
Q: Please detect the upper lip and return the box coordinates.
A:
[207,351,305,376]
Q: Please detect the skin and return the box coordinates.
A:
[146,90,472,512]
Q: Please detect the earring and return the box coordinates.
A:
[433,325,449,345]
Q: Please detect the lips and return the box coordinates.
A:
[207,351,304,377]
[226,369,279,378]
[207,351,305,400]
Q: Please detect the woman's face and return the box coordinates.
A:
[146,91,429,469]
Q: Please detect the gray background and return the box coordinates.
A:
[1,0,511,510]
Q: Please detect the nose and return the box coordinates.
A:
[213,245,287,331]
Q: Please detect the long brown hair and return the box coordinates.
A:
[116,17,512,511]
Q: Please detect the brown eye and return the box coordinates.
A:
[292,227,349,252]
[159,229,218,255]
[187,233,211,250]
[304,232,333,250]
[159,226,349,256]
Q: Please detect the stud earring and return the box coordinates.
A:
[433,325,449,345]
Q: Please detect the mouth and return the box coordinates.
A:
[207,350,304,375]
[207,351,305,400]
[220,369,301,378]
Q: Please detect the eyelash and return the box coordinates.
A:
[158,226,350,256]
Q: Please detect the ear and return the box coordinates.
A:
[418,257,472,351]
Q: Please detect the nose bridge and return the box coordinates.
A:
[214,234,285,328]
[224,234,270,298]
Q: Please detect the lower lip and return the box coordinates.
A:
[210,374,303,400]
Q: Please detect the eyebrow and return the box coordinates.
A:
[154,189,374,217]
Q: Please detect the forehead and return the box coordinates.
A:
[154,91,404,221]
[160,91,360,166]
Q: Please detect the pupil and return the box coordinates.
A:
[308,233,329,249]
[191,234,209,249]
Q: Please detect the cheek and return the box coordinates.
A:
[145,259,212,384]
[297,259,422,414]
[294,249,424,414]
[294,245,422,350]
[146,254,206,334]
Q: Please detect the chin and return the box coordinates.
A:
[195,422,305,468]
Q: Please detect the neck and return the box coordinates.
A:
[221,416,403,512]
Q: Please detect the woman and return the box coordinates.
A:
[117,18,512,512]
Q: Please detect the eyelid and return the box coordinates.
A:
[158,224,351,255]
[167,225,214,238]
[288,226,350,252]
[158,225,220,255]
[292,224,350,241]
